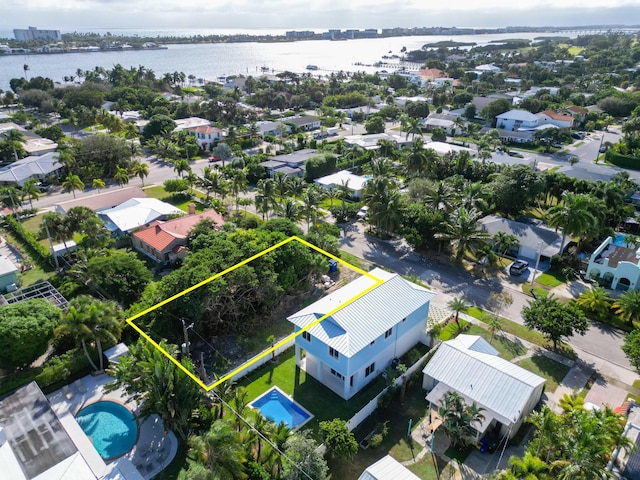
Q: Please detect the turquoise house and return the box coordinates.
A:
[288,268,434,400]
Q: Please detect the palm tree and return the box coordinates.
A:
[493,231,520,257]
[447,297,469,329]
[61,173,85,199]
[173,158,191,178]
[301,186,323,231]
[20,179,40,208]
[273,172,290,199]
[576,287,612,319]
[460,181,490,213]
[23,64,30,80]
[404,116,423,140]
[505,452,549,480]
[546,192,597,252]
[405,138,427,178]
[278,198,303,222]
[5,129,26,162]
[131,162,149,186]
[55,296,122,372]
[188,420,246,479]
[229,169,248,214]
[92,178,105,191]
[613,289,640,326]
[114,166,130,188]
[438,208,490,260]
[438,391,485,449]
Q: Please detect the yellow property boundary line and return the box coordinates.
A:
[125,235,384,391]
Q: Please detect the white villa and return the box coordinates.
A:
[586,236,640,290]
[495,110,539,131]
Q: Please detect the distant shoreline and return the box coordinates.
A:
[1,24,639,54]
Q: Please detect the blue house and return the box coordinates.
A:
[287,268,434,400]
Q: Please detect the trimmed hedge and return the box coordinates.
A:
[3,214,53,265]
[606,150,640,170]
[0,347,95,396]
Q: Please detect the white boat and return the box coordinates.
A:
[306,64,319,70]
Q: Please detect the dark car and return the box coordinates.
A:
[599,145,607,153]
[509,260,529,276]
[508,150,524,158]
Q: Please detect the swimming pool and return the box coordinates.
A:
[614,234,628,247]
[250,387,313,431]
[75,401,138,460]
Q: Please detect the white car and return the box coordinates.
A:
[356,206,369,220]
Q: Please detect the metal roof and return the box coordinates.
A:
[0,152,61,185]
[423,335,545,425]
[288,269,435,357]
[358,455,421,480]
[97,198,183,233]
[480,214,562,258]
[496,109,539,122]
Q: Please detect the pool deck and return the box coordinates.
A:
[47,373,178,480]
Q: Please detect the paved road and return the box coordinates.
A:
[338,220,639,386]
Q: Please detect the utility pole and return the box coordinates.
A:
[530,241,542,289]
[42,217,59,271]
[181,318,194,357]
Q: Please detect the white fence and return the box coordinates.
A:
[226,338,296,383]
[346,346,435,432]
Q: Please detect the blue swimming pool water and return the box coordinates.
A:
[75,401,138,460]
[614,234,628,247]
[250,387,312,430]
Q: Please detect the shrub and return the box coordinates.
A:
[369,434,383,449]
[4,214,52,264]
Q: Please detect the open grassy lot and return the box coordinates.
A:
[516,355,570,393]
[143,186,209,213]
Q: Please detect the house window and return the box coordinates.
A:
[385,328,393,339]
[350,375,354,387]
[329,347,339,359]
[302,331,311,342]
[365,362,375,377]
[330,368,344,380]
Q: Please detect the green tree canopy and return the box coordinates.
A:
[0,299,62,369]
[522,296,588,349]
[142,114,177,140]
[86,249,153,307]
[319,419,358,460]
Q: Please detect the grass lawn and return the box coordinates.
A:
[467,307,547,346]
[19,267,53,287]
[516,355,570,393]
[327,382,439,479]
[238,348,387,434]
[535,272,565,288]
[467,325,527,361]
[339,249,370,271]
[143,186,209,213]
[522,284,548,298]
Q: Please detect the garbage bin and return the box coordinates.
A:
[328,259,338,273]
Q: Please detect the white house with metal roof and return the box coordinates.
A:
[422,335,545,441]
[495,110,540,132]
[0,152,62,186]
[358,455,421,480]
[97,198,183,235]
[288,268,435,400]
[314,170,368,199]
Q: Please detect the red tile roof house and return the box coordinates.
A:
[132,207,224,265]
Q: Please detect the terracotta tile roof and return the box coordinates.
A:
[189,125,221,134]
[133,209,225,253]
[420,68,443,80]
[567,105,588,115]
[540,110,573,122]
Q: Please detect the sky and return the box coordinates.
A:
[1,0,640,32]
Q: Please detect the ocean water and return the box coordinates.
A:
[0,31,570,91]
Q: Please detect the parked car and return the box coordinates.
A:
[508,150,524,158]
[599,145,607,153]
[208,156,220,163]
[509,260,529,276]
[356,206,369,220]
